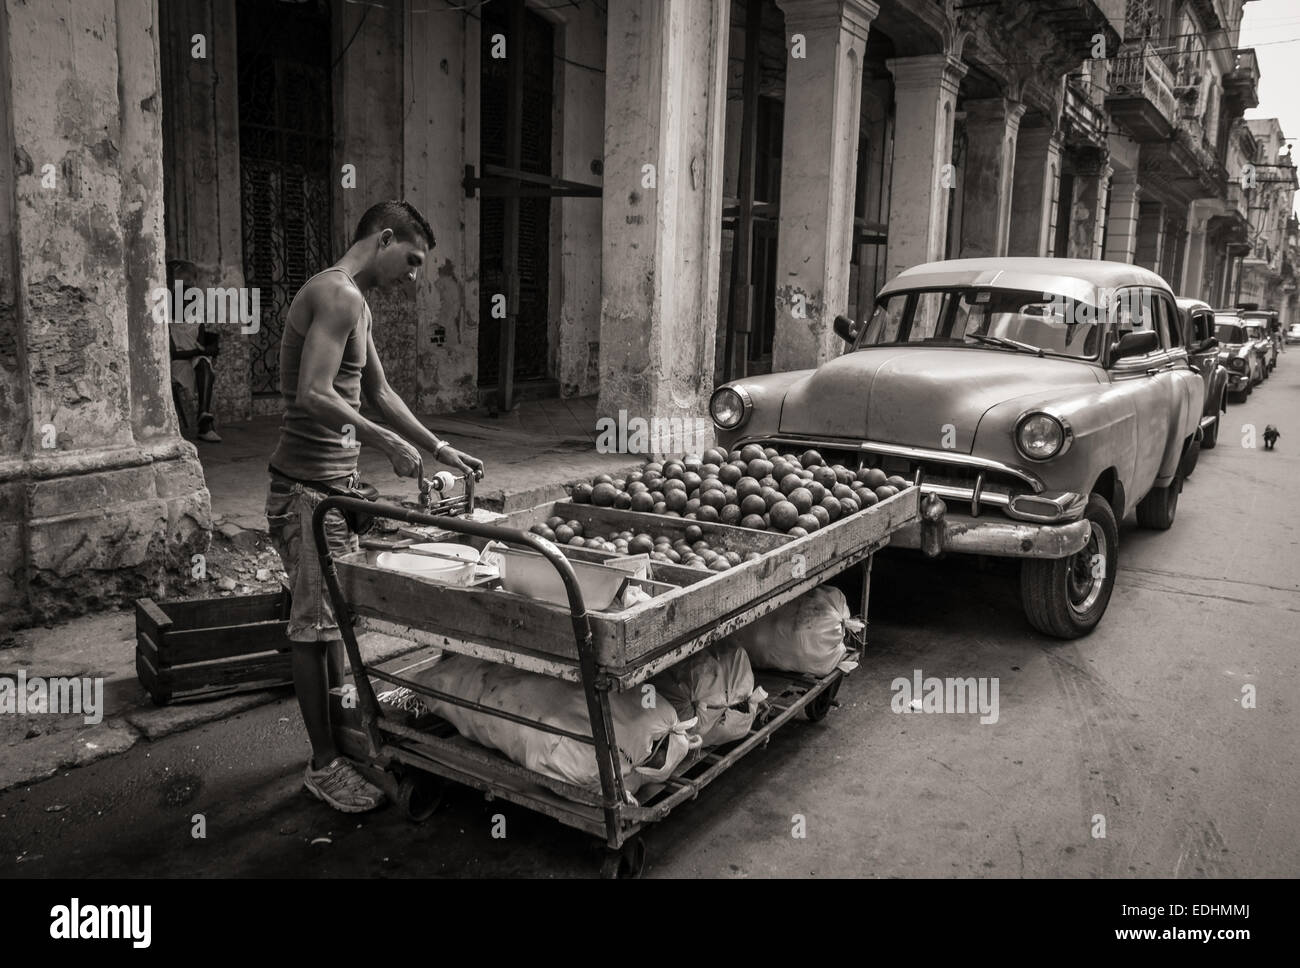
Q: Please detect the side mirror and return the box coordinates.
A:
[833,314,860,344]
[1112,330,1159,360]
[1197,337,1219,353]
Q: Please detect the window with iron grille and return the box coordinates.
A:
[237,0,334,398]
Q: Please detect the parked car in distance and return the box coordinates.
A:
[1286,322,1300,345]
[1176,298,1228,456]
[1240,310,1281,370]
[1214,312,1264,395]
[1243,321,1277,375]
[710,258,1205,639]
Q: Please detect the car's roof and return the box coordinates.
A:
[880,258,1173,303]
[1176,297,1212,311]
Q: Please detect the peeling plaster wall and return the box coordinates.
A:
[7,0,135,455]
[119,0,176,442]
[332,0,413,403]
[404,10,480,415]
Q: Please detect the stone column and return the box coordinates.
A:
[1008,126,1062,257]
[1134,199,1166,272]
[1065,158,1111,260]
[770,0,878,371]
[598,0,730,455]
[1103,168,1142,264]
[884,54,968,281]
[1181,199,1220,302]
[957,97,1025,258]
[0,0,211,627]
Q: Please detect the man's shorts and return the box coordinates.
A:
[265,472,360,643]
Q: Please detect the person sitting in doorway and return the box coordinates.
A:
[167,259,222,443]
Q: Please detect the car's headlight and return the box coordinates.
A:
[710,386,751,430]
[1015,412,1070,462]
[1230,358,1247,371]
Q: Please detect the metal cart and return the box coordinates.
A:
[313,482,918,878]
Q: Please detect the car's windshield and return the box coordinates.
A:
[1215,323,1245,343]
[858,287,1105,359]
[1244,325,1264,339]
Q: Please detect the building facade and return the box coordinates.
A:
[2,0,1296,626]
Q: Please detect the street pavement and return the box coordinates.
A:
[2,361,1296,878]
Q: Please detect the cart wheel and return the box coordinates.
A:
[397,773,444,822]
[599,837,647,879]
[806,678,842,722]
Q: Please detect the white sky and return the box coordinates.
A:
[1239,0,1300,214]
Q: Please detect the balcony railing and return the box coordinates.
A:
[1229,48,1258,84]
[1106,41,1177,134]
[1224,48,1260,109]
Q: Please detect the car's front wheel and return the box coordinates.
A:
[1020,494,1118,639]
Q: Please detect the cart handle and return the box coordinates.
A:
[309,495,630,817]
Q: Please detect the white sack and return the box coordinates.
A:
[407,655,698,801]
[729,585,850,677]
[652,642,767,747]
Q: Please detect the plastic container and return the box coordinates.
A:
[495,547,629,611]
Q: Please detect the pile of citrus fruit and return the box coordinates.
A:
[567,445,910,538]
[527,517,763,572]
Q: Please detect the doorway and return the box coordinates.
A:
[478,0,556,399]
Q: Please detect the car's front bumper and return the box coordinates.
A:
[892,512,1092,559]
[1226,371,1250,391]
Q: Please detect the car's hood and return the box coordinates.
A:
[1218,342,1250,355]
[777,347,1102,453]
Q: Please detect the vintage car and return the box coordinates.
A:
[710,258,1204,639]
[1243,321,1277,375]
[1214,312,1264,396]
[1176,298,1228,455]
[1241,309,1282,364]
[1287,322,1300,346]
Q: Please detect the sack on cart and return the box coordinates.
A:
[406,655,701,802]
[651,642,767,748]
[728,585,852,677]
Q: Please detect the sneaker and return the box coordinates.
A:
[304,757,386,813]
[197,414,222,443]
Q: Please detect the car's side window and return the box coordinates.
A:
[1194,310,1213,344]
[1152,295,1173,350]
[1163,299,1182,349]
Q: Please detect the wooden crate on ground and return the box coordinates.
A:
[135,583,295,705]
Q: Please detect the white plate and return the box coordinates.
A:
[375,543,479,582]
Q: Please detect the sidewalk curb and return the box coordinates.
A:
[1,635,431,795]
